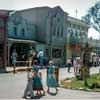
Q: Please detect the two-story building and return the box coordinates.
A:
[18,6,68,66]
[7,12,37,66]
[67,16,89,58]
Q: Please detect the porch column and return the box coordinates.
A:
[7,41,12,66]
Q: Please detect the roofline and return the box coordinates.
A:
[68,16,90,28]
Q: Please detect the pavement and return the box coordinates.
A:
[0,66,100,99]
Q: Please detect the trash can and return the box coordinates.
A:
[47,67,59,85]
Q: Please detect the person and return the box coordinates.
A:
[67,58,72,73]
[73,58,78,75]
[32,60,45,96]
[22,68,34,99]
[47,61,58,93]
[37,50,44,68]
[11,50,17,73]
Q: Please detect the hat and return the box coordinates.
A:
[49,61,54,64]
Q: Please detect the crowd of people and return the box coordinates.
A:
[66,54,100,75]
[11,49,49,68]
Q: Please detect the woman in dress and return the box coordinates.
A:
[32,60,45,96]
[47,61,58,93]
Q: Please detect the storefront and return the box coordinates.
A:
[7,38,37,66]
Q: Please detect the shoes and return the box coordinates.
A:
[22,96,27,99]
[30,96,35,99]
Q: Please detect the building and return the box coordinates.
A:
[7,12,37,66]
[0,6,90,68]
[0,10,8,69]
[18,6,68,66]
[67,16,89,58]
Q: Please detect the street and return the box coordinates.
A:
[0,67,100,99]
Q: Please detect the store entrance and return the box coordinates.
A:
[10,43,30,66]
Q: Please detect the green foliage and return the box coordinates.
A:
[82,1,100,33]
[61,74,100,92]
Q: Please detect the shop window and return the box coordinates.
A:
[52,49,62,58]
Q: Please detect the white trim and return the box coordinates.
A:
[8,38,38,44]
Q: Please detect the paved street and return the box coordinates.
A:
[0,67,100,99]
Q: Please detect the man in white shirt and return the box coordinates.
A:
[37,50,44,68]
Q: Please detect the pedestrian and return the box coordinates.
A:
[67,58,72,73]
[47,61,58,94]
[37,50,44,68]
[32,60,45,96]
[22,68,34,99]
[73,58,78,75]
[11,50,17,73]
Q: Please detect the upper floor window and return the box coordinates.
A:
[0,18,4,27]
[61,28,63,37]
[22,28,25,37]
[14,27,17,35]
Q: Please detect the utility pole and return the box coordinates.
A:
[75,9,78,18]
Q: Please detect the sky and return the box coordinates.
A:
[0,0,99,39]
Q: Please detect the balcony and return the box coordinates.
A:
[69,36,81,45]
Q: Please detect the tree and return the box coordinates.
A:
[82,1,100,33]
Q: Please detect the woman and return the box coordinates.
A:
[47,61,58,93]
[32,60,45,96]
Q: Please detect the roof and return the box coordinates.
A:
[8,38,38,44]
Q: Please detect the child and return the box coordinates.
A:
[22,68,34,99]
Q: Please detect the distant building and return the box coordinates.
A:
[67,16,89,58]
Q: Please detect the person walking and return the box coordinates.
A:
[37,50,44,68]
[47,61,58,94]
[73,58,78,75]
[22,68,34,99]
[11,50,17,73]
[67,58,72,73]
[32,60,45,96]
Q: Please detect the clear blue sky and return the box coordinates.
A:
[0,0,99,39]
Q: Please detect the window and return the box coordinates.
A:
[14,27,17,35]
[22,28,25,37]
[52,49,62,58]
[57,28,59,37]
[0,18,4,27]
[61,28,63,37]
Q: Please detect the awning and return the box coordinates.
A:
[8,38,38,44]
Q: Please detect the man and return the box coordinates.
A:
[67,58,72,73]
[37,50,44,68]
[11,50,17,73]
